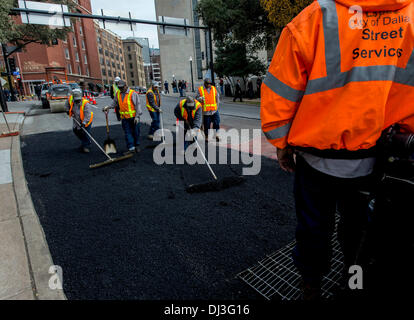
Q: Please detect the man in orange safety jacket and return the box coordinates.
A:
[261,0,414,300]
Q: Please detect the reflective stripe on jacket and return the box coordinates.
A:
[146,89,160,112]
[198,86,218,112]
[261,0,414,151]
[117,89,136,119]
[68,96,93,127]
[179,99,202,120]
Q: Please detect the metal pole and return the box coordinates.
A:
[1,44,16,102]
[207,28,215,86]
[190,60,194,92]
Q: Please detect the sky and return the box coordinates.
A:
[90,0,159,48]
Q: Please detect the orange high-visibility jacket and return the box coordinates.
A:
[198,86,218,112]
[261,0,414,151]
[68,96,93,127]
[117,89,136,119]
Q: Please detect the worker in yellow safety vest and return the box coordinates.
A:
[65,89,94,153]
[196,78,220,141]
[103,80,142,154]
[146,81,162,140]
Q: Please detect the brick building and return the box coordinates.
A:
[122,39,146,88]
[9,0,102,95]
[95,21,127,88]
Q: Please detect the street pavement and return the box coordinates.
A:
[5,96,297,299]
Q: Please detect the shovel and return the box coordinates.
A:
[103,110,117,154]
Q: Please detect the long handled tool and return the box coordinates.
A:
[73,118,133,169]
[0,104,19,138]
[181,120,246,193]
[103,111,117,154]
[160,110,165,144]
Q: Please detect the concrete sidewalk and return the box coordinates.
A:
[0,102,65,300]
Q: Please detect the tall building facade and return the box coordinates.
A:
[122,39,146,88]
[11,0,102,95]
[95,22,127,87]
[155,0,210,90]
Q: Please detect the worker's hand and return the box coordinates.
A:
[102,106,109,112]
[158,108,163,113]
[190,128,199,138]
[276,147,296,173]
[134,117,140,125]
[198,97,204,103]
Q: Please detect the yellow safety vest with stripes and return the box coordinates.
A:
[146,89,161,112]
[198,86,217,112]
[68,96,93,127]
[117,89,136,119]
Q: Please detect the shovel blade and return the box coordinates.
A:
[104,139,117,154]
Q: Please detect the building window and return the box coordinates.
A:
[75,52,79,61]
[105,50,108,57]
[84,55,88,64]
[110,52,114,59]
[73,36,77,47]
[117,64,120,69]
[119,48,122,53]
[132,80,135,86]
[100,58,104,65]
[64,48,70,59]
[120,57,123,62]
[77,65,81,75]
[102,69,106,76]
[81,40,85,50]
[128,46,131,51]
[106,60,110,66]
[99,47,103,54]
[129,63,133,69]
[86,67,89,77]
[67,63,72,74]
[97,36,101,44]
[122,65,124,71]
[108,70,112,77]
[112,62,115,68]
[79,26,83,35]
[128,54,132,60]
[130,72,134,78]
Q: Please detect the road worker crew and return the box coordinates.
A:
[261,0,414,300]
[146,81,162,140]
[103,80,142,154]
[196,78,220,141]
[174,96,203,150]
[65,89,93,153]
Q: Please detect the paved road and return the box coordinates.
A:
[19,96,297,300]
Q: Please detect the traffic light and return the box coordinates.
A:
[8,58,16,73]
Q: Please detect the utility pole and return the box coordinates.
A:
[208,28,215,86]
[1,44,16,102]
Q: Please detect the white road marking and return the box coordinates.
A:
[0,149,12,185]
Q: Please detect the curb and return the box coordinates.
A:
[11,116,66,300]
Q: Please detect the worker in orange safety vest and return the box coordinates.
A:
[197,78,220,141]
[261,0,414,300]
[103,80,142,154]
[65,88,94,153]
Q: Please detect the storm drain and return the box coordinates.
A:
[238,231,345,300]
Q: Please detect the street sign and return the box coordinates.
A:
[18,0,71,27]
[0,77,6,86]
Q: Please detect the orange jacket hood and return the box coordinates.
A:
[334,0,412,11]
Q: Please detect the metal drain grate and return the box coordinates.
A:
[238,231,344,301]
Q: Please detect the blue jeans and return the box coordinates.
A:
[148,111,160,135]
[203,111,220,137]
[73,125,91,148]
[292,155,372,286]
[121,118,140,150]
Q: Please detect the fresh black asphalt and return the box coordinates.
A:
[21,124,296,300]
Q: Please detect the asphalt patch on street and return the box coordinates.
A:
[21,124,297,300]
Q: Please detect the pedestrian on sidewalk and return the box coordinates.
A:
[247,78,254,99]
[34,84,41,100]
[174,96,202,150]
[103,80,142,154]
[256,77,262,98]
[164,80,169,94]
[172,79,177,93]
[65,89,94,153]
[146,81,162,140]
[197,78,220,142]
[233,80,243,102]
[178,80,183,97]
[219,78,224,95]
